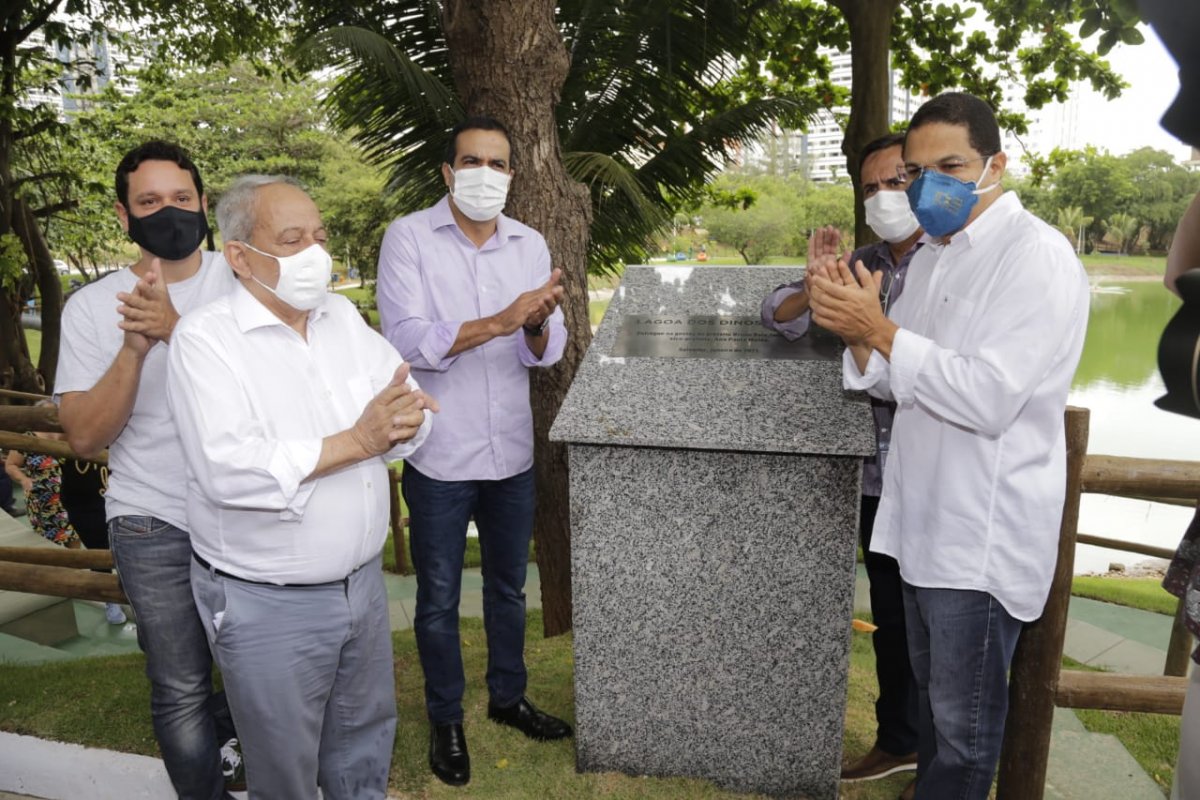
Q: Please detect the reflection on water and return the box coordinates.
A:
[1069,280,1199,574]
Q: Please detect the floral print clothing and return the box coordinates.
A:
[22,451,79,547]
[1163,506,1200,665]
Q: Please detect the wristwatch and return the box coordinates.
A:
[523,318,549,337]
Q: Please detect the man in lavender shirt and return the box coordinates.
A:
[376,115,571,788]
[761,132,924,794]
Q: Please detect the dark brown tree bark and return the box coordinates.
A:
[13,196,61,392]
[440,0,593,637]
[833,0,902,245]
[0,4,52,396]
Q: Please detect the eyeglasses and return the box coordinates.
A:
[863,175,908,198]
[898,156,989,183]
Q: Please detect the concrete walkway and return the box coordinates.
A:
[0,561,1181,799]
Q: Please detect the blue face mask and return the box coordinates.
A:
[905,156,998,238]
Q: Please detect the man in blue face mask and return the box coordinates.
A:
[808,92,1090,800]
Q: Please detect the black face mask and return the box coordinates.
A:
[126,205,209,261]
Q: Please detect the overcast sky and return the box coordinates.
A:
[1064,24,1190,159]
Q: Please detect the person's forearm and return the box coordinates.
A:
[864,318,900,362]
[849,342,874,375]
[1166,192,1200,296]
[447,317,504,357]
[306,429,374,482]
[4,456,27,484]
[774,290,810,323]
[524,329,548,358]
[58,347,146,458]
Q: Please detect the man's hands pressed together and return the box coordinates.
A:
[352,363,440,457]
[809,258,899,371]
[117,258,181,353]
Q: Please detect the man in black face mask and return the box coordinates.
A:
[55,141,243,800]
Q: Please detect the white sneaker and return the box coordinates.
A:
[104,603,127,625]
[221,737,246,790]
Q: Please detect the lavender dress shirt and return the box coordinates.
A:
[376,196,566,482]
[759,240,920,495]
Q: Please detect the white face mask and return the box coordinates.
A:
[450,166,511,222]
[241,241,332,311]
[864,190,922,243]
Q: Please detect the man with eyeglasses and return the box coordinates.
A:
[761,131,922,796]
[808,92,1089,800]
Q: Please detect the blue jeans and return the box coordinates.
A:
[902,583,1023,800]
[109,516,235,800]
[402,464,534,724]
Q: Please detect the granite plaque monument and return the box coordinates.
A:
[550,265,875,799]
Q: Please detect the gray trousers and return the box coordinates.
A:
[191,555,396,800]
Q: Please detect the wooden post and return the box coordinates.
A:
[0,404,61,433]
[0,546,113,569]
[1166,595,1193,677]
[0,561,126,604]
[1081,455,1200,499]
[0,430,107,464]
[388,466,408,574]
[996,407,1089,800]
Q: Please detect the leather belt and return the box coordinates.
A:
[192,551,353,589]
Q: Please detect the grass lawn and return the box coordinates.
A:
[1071,575,1180,616]
[0,610,1180,796]
[1080,253,1164,277]
[0,612,910,799]
[24,328,41,363]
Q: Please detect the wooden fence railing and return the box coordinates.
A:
[996,406,1196,800]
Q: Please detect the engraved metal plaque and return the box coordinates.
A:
[611,315,841,360]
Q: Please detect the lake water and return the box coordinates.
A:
[1070,278,1198,574]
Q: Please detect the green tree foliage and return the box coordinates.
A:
[698,174,854,264]
[754,1,1140,244]
[1054,206,1093,253]
[293,0,830,275]
[1,0,288,392]
[1104,211,1140,255]
[1017,146,1200,253]
[32,60,395,280]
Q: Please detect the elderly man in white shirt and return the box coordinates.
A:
[808,93,1089,800]
[166,175,436,800]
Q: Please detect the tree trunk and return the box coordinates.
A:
[13,197,61,392]
[0,11,42,396]
[441,0,593,637]
[835,0,902,245]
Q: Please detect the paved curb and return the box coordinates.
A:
[0,732,175,800]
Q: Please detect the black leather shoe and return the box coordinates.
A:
[487,696,573,741]
[429,723,470,786]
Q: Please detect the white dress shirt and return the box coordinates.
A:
[166,285,431,584]
[845,192,1089,621]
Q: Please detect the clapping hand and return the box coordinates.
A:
[351,364,440,456]
[117,258,180,347]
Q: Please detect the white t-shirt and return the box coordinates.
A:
[55,251,238,529]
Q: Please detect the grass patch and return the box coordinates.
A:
[589,299,609,328]
[1080,253,1164,277]
[24,328,41,363]
[1074,707,1180,794]
[1061,655,1180,792]
[0,611,912,799]
[1070,576,1179,616]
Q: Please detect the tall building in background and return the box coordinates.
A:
[736,49,926,182]
[21,26,144,117]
